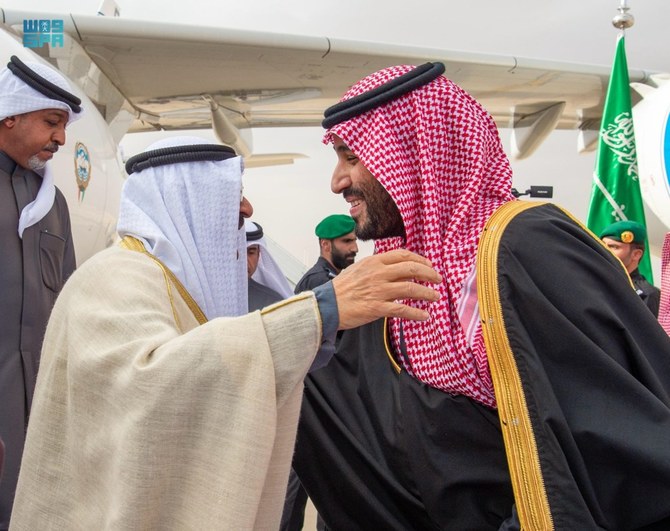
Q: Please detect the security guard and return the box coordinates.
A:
[294,214,358,294]
[600,220,661,316]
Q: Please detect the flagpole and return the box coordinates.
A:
[610,1,654,283]
[586,0,654,282]
[613,0,634,32]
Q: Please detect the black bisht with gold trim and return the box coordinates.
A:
[295,201,670,530]
[478,201,670,529]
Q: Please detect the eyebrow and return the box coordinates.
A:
[44,111,68,120]
[334,144,353,154]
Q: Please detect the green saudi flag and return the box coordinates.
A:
[586,34,653,281]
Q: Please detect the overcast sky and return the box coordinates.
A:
[3,0,668,271]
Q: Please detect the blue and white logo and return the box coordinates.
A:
[632,81,670,231]
[75,142,92,202]
[23,19,64,48]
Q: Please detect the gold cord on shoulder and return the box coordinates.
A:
[119,236,208,328]
[476,201,554,530]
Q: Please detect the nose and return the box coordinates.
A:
[53,125,66,146]
[240,196,254,219]
[331,161,351,194]
[352,241,359,253]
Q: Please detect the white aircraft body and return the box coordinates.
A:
[1,7,669,266]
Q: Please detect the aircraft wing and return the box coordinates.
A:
[0,8,659,159]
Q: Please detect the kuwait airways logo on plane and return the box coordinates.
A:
[75,142,91,202]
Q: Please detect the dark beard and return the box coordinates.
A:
[353,179,405,241]
[331,246,355,270]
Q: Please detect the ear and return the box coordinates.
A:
[1,116,18,128]
[631,247,644,264]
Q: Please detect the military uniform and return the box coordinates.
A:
[294,257,337,294]
[600,220,661,316]
[294,214,355,295]
[631,268,661,316]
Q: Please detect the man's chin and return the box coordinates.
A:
[27,157,48,171]
[354,225,376,241]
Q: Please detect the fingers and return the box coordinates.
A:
[383,302,432,322]
[338,302,432,330]
[379,250,442,284]
[380,280,441,303]
[344,250,441,283]
[376,248,432,267]
[332,249,443,330]
[379,261,442,285]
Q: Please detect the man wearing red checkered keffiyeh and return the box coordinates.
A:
[325,63,514,409]
[294,63,670,530]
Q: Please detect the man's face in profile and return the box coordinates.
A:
[330,135,405,241]
[602,237,642,274]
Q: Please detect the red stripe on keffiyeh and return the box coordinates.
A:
[325,65,515,408]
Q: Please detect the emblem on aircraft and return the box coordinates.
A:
[75,141,91,201]
[632,78,670,230]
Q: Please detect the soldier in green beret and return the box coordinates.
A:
[293,214,358,293]
[600,220,661,316]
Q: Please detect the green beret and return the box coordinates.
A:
[599,220,647,244]
[315,214,356,239]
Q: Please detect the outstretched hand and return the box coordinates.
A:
[331,249,442,330]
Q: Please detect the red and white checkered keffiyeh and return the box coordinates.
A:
[324,65,514,408]
[659,232,670,336]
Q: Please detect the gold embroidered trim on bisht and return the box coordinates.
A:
[476,200,554,531]
[119,236,208,328]
[382,317,402,374]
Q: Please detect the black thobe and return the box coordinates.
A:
[294,201,670,530]
[0,152,75,529]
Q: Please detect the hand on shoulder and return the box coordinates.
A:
[332,249,442,330]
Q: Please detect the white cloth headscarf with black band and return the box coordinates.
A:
[245,219,293,299]
[0,56,83,238]
[324,64,515,408]
[118,136,248,319]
